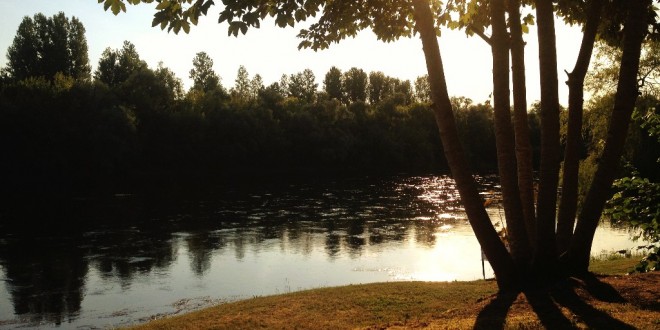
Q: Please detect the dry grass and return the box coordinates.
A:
[128,259,659,330]
[130,281,497,329]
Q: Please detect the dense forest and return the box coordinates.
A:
[0,12,657,201]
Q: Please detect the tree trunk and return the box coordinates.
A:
[490,0,531,267]
[508,0,536,247]
[533,0,562,275]
[568,0,650,274]
[411,0,518,290]
[556,0,603,256]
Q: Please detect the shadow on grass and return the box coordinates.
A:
[473,291,518,329]
[473,276,635,330]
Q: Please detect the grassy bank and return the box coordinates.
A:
[129,257,659,329]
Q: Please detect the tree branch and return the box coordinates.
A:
[468,24,492,46]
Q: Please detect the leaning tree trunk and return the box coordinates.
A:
[556,0,603,256]
[568,0,650,274]
[411,0,518,290]
[508,0,536,247]
[490,0,531,268]
[533,0,562,277]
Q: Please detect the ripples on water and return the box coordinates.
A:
[0,175,642,329]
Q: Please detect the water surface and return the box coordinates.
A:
[0,175,642,329]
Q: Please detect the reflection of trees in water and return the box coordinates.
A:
[87,228,175,286]
[413,220,438,247]
[0,236,87,325]
[0,175,489,324]
[184,231,227,276]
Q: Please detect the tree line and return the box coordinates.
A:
[0,12,509,198]
[1,12,657,198]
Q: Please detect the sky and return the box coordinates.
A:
[0,0,586,105]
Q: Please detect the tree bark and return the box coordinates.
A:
[508,0,536,247]
[556,0,603,256]
[533,0,562,275]
[411,0,518,290]
[490,0,531,267]
[568,0,650,273]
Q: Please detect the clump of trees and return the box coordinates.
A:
[5,12,90,81]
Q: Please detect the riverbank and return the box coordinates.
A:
[128,258,659,329]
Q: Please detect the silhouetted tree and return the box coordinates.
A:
[155,61,185,100]
[95,41,146,87]
[368,71,387,104]
[414,75,431,103]
[6,12,90,81]
[343,67,368,104]
[232,65,251,103]
[250,74,264,101]
[189,51,221,93]
[287,69,317,103]
[324,66,343,101]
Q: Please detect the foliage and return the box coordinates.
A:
[284,69,318,103]
[189,51,222,93]
[605,173,659,272]
[1,46,514,198]
[343,67,368,104]
[155,61,185,100]
[587,40,660,99]
[323,66,343,102]
[604,104,660,272]
[94,40,147,87]
[6,12,91,81]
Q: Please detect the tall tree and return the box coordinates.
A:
[189,51,221,93]
[533,0,563,276]
[508,0,536,246]
[6,12,91,81]
[323,66,343,101]
[568,0,653,273]
[414,75,431,103]
[368,71,387,104]
[288,69,317,103]
[490,0,531,268]
[392,79,414,105]
[232,65,251,102]
[95,40,146,87]
[155,61,184,100]
[343,67,368,104]
[556,0,604,255]
[250,74,265,101]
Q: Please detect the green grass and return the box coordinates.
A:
[589,253,641,275]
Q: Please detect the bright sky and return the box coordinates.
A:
[0,0,585,106]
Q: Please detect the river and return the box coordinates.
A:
[0,175,642,329]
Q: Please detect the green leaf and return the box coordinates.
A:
[156,0,170,10]
[111,0,126,15]
[521,24,529,34]
[219,11,232,23]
